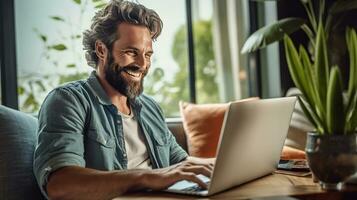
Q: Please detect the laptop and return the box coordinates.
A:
[165,97,297,196]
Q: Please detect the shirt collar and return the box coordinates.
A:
[86,70,112,105]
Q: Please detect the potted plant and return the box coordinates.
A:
[241,0,357,190]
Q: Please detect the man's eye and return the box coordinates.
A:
[125,50,137,56]
[145,54,152,59]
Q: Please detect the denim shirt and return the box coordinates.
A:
[33,71,188,197]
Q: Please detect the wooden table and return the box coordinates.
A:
[113,173,357,200]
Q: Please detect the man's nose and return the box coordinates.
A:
[136,54,148,70]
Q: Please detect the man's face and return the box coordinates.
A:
[104,23,153,99]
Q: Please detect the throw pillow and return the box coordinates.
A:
[179,101,228,158]
[281,146,306,160]
[179,98,258,158]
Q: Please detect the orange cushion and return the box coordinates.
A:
[281,146,306,160]
[179,98,258,158]
[179,101,227,158]
[180,98,306,160]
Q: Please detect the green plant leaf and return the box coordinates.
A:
[241,18,305,53]
[299,45,324,118]
[314,23,329,111]
[50,16,65,22]
[66,64,76,68]
[301,24,315,48]
[284,35,309,100]
[23,93,38,110]
[35,80,46,92]
[299,46,315,102]
[73,0,81,4]
[297,96,317,127]
[346,27,357,107]
[71,34,82,39]
[39,34,47,42]
[285,35,328,133]
[345,90,357,134]
[349,98,357,134]
[50,44,67,51]
[298,96,323,134]
[326,66,344,135]
[18,86,25,95]
[344,27,357,134]
[33,29,47,42]
[95,3,107,9]
[329,0,357,14]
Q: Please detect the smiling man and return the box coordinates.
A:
[33,1,213,200]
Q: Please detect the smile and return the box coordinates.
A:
[123,69,142,80]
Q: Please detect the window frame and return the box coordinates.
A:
[0,0,18,109]
[186,0,197,103]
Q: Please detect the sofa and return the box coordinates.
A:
[0,105,191,200]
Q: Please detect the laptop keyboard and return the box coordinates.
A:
[181,181,210,192]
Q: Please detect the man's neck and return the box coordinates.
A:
[96,70,131,115]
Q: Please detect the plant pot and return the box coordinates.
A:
[305,132,357,190]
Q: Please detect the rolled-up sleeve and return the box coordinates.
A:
[33,88,87,197]
[168,129,188,165]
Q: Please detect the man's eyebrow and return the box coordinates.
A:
[121,46,139,51]
[121,46,154,54]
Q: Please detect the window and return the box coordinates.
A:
[10,0,252,117]
[141,0,223,114]
[192,0,220,104]
[15,0,99,113]
[140,0,190,116]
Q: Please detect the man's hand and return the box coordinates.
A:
[46,157,216,199]
[142,156,216,190]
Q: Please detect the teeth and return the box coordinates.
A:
[125,70,141,78]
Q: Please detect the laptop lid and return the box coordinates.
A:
[208,97,297,195]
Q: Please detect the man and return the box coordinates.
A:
[33,1,214,199]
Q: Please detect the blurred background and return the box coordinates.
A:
[1,0,355,117]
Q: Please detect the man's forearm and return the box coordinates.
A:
[47,166,148,200]
[46,158,215,200]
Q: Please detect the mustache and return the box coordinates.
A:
[109,62,146,73]
[121,65,146,73]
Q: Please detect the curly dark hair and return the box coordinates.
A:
[83,0,163,68]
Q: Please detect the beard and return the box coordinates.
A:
[104,53,148,99]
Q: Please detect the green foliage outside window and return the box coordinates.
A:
[145,20,219,116]
[18,0,219,117]
[18,0,107,113]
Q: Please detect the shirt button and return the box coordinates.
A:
[101,138,106,144]
[123,153,127,158]
[44,167,52,172]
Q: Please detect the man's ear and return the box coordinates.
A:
[95,40,108,62]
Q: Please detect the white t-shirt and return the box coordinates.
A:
[120,111,152,169]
